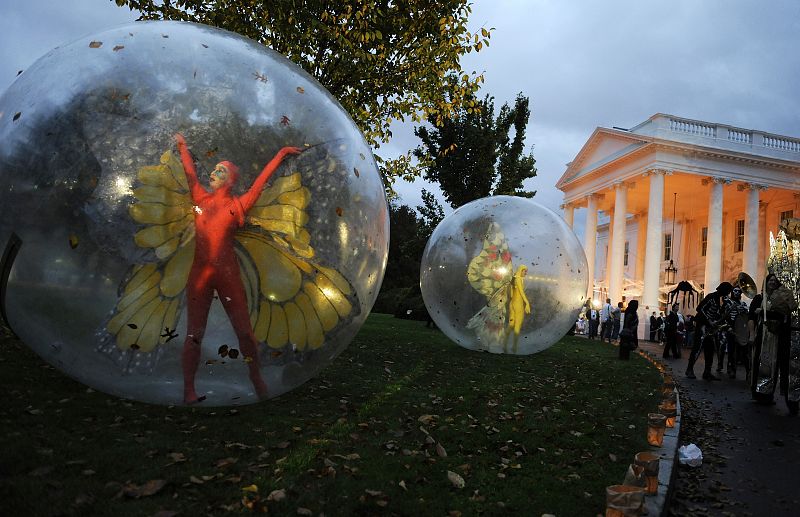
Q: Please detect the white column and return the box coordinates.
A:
[742,184,761,279]
[608,182,628,303]
[561,203,575,228]
[584,195,599,300]
[642,169,666,311]
[704,177,728,291]
[635,213,647,284]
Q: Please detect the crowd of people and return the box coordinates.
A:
[574,277,798,414]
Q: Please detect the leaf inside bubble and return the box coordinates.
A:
[89,41,102,48]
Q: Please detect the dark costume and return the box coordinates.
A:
[686,282,734,380]
[618,301,639,360]
[722,290,749,378]
[751,275,799,414]
[663,309,680,359]
[649,314,658,342]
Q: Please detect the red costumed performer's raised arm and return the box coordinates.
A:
[175,133,302,404]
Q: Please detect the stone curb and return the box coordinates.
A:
[637,349,681,517]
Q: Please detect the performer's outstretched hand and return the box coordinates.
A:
[279,146,303,157]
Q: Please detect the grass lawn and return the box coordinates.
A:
[1,314,662,516]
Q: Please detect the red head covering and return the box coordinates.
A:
[217,161,239,185]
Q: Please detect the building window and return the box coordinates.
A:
[664,234,672,261]
[624,241,629,266]
[701,227,708,257]
[780,209,794,222]
[735,219,745,252]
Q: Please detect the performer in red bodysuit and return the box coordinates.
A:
[175,133,302,403]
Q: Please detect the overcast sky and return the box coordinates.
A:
[2,0,799,240]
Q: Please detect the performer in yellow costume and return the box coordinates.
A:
[466,222,531,353]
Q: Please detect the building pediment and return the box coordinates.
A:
[556,128,651,189]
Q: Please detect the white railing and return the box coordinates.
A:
[663,115,799,155]
[764,135,800,152]
[727,128,752,144]
[669,118,716,138]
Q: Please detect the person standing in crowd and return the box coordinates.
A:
[618,300,639,360]
[751,274,799,414]
[611,302,623,342]
[588,307,599,339]
[686,282,734,380]
[724,287,750,378]
[600,298,614,343]
[656,312,665,343]
[649,312,658,342]
[663,303,681,359]
[685,315,695,352]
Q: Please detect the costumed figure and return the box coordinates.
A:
[723,287,750,379]
[662,303,681,359]
[466,222,531,353]
[618,300,639,360]
[685,282,734,380]
[752,225,800,412]
[715,295,736,375]
[100,134,356,404]
[751,226,800,413]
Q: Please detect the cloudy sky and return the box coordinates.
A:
[2,0,799,240]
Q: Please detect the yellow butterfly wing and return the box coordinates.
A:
[467,222,514,301]
[236,168,355,351]
[107,150,195,352]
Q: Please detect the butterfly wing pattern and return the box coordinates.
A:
[466,222,515,351]
[235,171,356,353]
[97,150,195,371]
[100,147,356,372]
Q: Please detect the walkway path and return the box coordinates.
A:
[638,340,800,516]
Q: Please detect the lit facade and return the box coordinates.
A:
[557,113,800,313]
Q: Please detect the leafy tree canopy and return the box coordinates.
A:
[113,0,492,185]
[414,92,537,208]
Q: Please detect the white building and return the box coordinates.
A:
[557,113,800,313]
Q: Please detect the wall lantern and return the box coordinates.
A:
[664,259,677,286]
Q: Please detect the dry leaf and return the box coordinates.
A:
[121,479,167,498]
[418,414,436,425]
[216,457,238,469]
[242,484,259,493]
[189,475,204,484]
[297,508,312,516]
[296,86,305,94]
[89,41,102,48]
[447,470,465,489]
[436,443,447,457]
[267,488,286,502]
[365,489,384,497]
[398,480,407,491]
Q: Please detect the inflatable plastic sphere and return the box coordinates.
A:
[0,22,389,405]
[420,196,587,354]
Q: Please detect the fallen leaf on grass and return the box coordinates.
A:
[241,484,259,493]
[297,508,312,516]
[436,443,447,457]
[418,414,437,425]
[215,457,238,469]
[609,453,618,462]
[447,470,465,489]
[365,489,384,497]
[398,480,407,491]
[267,488,286,502]
[120,479,168,498]
[166,452,187,465]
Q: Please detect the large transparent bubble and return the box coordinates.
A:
[0,21,388,405]
[420,196,587,354]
